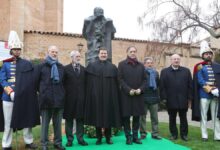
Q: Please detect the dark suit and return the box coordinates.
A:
[63,63,86,143]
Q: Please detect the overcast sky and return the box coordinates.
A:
[63,0,151,40]
[63,0,209,41]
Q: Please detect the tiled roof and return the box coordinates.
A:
[24,30,194,47]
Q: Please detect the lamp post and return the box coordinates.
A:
[77,43,84,52]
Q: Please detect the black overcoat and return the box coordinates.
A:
[118,59,146,117]
[36,62,65,109]
[84,60,121,128]
[160,66,192,109]
[63,64,86,120]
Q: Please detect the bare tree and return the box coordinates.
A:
[138,0,220,43]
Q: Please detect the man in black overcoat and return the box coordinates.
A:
[63,50,88,147]
[118,46,146,145]
[160,54,192,141]
[84,47,121,145]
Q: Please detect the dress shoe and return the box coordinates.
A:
[170,135,178,140]
[25,143,38,149]
[54,144,66,150]
[96,138,102,145]
[78,140,88,146]
[152,135,162,140]
[41,146,48,150]
[202,138,208,142]
[106,138,113,144]
[181,136,188,141]
[126,138,132,145]
[140,134,146,139]
[66,141,73,147]
[133,138,142,144]
[2,147,12,150]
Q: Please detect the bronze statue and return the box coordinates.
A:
[82,7,116,65]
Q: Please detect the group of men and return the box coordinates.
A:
[0,31,220,150]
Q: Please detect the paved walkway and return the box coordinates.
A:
[154,109,212,128]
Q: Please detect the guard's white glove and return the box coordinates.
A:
[211,88,219,97]
[10,92,15,101]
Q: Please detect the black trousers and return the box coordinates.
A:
[65,118,85,143]
[96,127,111,139]
[167,109,188,137]
[123,116,140,140]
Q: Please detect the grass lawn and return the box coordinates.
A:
[0,122,220,150]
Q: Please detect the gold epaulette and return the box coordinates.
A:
[0,61,3,68]
[4,86,14,95]
[197,64,203,71]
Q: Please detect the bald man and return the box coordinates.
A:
[160,54,192,141]
[63,50,88,147]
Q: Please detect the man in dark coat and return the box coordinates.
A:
[0,62,4,132]
[118,46,146,145]
[192,41,220,141]
[63,50,88,147]
[160,54,192,141]
[0,31,39,150]
[139,57,162,140]
[36,46,66,150]
[84,47,121,145]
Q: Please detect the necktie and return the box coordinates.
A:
[74,66,80,76]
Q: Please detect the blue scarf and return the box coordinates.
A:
[45,56,60,84]
[145,68,157,90]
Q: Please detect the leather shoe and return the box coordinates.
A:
[106,138,113,144]
[140,134,146,139]
[41,147,48,150]
[25,143,38,149]
[181,136,188,141]
[126,138,132,145]
[66,141,73,147]
[78,140,88,146]
[152,135,162,140]
[54,144,66,150]
[202,138,208,142]
[133,138,142,144]
[170,135,178,140]
[2,147,12,150]
[96,138,102,145]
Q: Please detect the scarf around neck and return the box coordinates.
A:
[45,56,60,84]
[145,68,157,90]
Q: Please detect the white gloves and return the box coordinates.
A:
[10,92,15,101]
[211,89,219,97]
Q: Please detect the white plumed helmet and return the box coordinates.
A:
[8,30,23,50]
[200,40,213,57]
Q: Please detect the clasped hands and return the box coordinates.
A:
[129,89,141,96]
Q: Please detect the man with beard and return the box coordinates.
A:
[36,46,65,150]
[192,41,220,141]
[84,47,121,145]
[63,50,88,147]
[118,46,146,145]
[160,54,192,141]
[0,31,39,150]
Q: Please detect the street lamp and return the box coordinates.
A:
[77,43,84,52]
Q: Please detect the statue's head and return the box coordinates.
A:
[94,7,104,18]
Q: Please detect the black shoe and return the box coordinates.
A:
[66,141,73,147]
[170,135,178,140]
[202,138,208,142]
[78,140,88,146]
[54,144,66,150]
[41,146,48,150]
[126,138,132,145]
[133,138,142,144]
[152,135,162,140]
[96,138,102,145]
[140,134,146,139]
[106,138,113,144]
[181,136,188,141]
[2,147,12,150]
[25,143,38,149]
